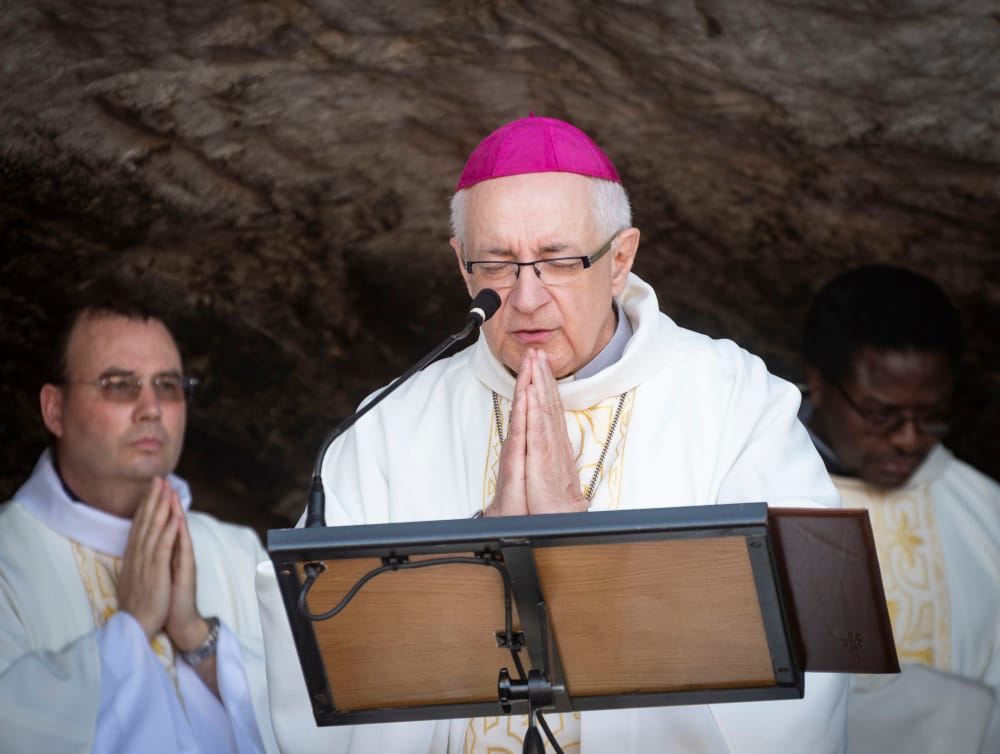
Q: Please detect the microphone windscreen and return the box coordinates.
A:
[468,288,502,325]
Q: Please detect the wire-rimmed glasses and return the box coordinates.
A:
[64,372,198,403]
[462,233,618,289]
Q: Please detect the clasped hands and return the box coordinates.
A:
[486,348,589,517]
[117,477,211,661]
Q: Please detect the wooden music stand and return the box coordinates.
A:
[267,503,897,730]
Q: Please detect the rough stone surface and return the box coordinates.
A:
[2,1,998,536]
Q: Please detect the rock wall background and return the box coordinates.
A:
[2,1,998,536]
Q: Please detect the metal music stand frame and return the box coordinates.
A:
[267,502,897,728]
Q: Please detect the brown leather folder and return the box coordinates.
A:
[769,507,899,674]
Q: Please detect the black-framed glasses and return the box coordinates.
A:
[832,381,950,437]
[64,372,198,403]
[462,233,618,289]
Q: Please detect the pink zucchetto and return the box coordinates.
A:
[455,114,622,191]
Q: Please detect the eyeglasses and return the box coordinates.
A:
[462,233,618,289]
[64,372,198,403]
[832,381,950,437]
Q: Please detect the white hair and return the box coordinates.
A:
[449,176,632,248]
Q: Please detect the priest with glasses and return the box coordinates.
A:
[258,114,848,753]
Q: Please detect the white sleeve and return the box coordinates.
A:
[177,622,266,754]
[94,611,201,754]
[716,351,839,510]
[96,612,269,754]
[0,623,99,754]
[0,560,200,754]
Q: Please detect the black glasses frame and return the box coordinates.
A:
[832,381,949,437]
[462,233,618,287]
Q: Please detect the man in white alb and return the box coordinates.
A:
[258,114,848,753]
[0,287,278,754]
[800,265,1000,754]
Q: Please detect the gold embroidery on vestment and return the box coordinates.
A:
[836,481,950,669]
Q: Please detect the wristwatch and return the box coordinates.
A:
[179,616,220,666]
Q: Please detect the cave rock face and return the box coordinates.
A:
[2,1,997,529]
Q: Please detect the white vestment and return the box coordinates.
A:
[832,445,1000,754]
[257,274,848,753]
[0,450,279,754]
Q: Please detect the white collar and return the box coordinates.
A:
[13,448,193,557]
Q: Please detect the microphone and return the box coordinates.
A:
[304,288,502,528]
[466,288,501,327]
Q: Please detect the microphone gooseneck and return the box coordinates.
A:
[303,289,502,528]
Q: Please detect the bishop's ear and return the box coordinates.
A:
[450,237,475,298]
[610,227,640,296]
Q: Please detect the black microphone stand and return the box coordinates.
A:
[304,289,501,528]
